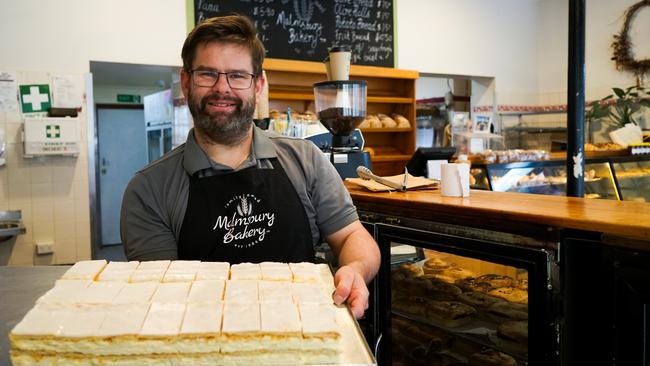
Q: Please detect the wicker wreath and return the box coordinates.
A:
[611,0,650,81]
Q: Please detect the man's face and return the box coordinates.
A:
[181,42,263,146]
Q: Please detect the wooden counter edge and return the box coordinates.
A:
[346,183,650,241]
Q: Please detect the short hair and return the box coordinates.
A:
[181,15,265,76]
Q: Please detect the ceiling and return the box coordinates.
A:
[89,61,179,88]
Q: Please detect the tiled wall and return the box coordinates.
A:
[0,71,91,266]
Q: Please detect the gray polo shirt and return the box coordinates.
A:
[120,126,358,261]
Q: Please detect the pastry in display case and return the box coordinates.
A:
[611,159,650,202]
[391,251,529,365]
[374,224,558,366]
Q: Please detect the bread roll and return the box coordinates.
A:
[378,114,397,128]
[367,115,382,128]
[393,114,411,128]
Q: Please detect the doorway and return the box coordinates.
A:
[96,105,147,246]
[89,61,177,258]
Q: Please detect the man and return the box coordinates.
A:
[120,15,380,318]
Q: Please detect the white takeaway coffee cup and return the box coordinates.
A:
[440,163,470,197]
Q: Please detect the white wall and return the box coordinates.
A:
[538,0,650,100]
[396,0,540,103]
[1,0,186,73]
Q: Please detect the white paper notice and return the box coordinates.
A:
[51,74,84,109]
[0,71,19,112]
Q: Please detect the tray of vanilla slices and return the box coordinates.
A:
[9,260,376,366]
[391,250,528,365]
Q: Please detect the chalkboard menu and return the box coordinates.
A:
[194,0,394,67]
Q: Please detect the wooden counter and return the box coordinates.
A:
[346,183,650,241]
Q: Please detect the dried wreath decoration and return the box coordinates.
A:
[611,0,650,84]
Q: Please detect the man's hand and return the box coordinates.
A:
[332,265,370,319]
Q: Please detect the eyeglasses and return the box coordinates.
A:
[190,70,256,90]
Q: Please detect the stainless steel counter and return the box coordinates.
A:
[0,266,69,366]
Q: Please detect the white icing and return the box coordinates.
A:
[230,263,261,280]
[11,303,70,335]
[187,280,225,302]
[291,282,330,304]
[129,269,166,283]
[180,301,223,334]
[136,260,170,270]
[61,260,107,280]
[162,272,197,283]
[289,262,320,282]
[260,262,292,281]
[96,304,150,336]
[140,303,186,336]
[76,282,125,304]
[258,280,291,301]
[58,307,106,337]
[98,261,139,282]
[37,280,91,304]
[260,301,301,333]
[196,261,230,280]
[299,303,339,335]
[222,302,260,334]
[150,282,190,303]
[112,282,158,304]
[224,280,258,302]
[168,260,201,271]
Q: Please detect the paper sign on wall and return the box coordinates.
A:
[19,84,51,113]
[23,117,80,157]
[51,75,84,109]
[0,71,19,112]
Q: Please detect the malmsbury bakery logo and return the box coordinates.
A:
[213,194,275,249]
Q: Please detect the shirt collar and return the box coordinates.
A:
[182,126,278,175]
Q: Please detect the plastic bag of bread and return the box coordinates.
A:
[378,114,397,128]
[392,114,411,128]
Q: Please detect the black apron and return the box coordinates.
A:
[177,159,314,263]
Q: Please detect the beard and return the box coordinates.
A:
[188,89,256,146]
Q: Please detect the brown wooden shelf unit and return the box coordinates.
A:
[263,58,419,176]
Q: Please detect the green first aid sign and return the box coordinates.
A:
[19,84,51,113]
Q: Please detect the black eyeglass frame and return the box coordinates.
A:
[189,69,257,90]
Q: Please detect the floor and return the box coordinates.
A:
[95,244,127,261]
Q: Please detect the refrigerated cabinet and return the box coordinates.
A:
[364,219,559,366]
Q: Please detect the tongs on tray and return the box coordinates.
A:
[356,166,408,192]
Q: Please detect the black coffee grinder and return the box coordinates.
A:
[310,80,371,179]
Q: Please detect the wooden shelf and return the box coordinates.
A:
[263,58,419,80]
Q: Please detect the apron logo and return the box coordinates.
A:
[213,194,275,249]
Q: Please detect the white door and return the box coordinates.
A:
[97,107,147,246]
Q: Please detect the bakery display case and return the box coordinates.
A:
[470,155,650,201]
[610,157,650,202]
[470,160,619,200]
[372,223,558,366]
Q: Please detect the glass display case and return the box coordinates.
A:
[470,155,650,201]
[471,160,619,200]
[611,159,650,202]
[373,223,558,366]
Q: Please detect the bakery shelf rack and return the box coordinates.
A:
[263,58,419,176]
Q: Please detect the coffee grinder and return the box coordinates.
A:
[310,80,371,178]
